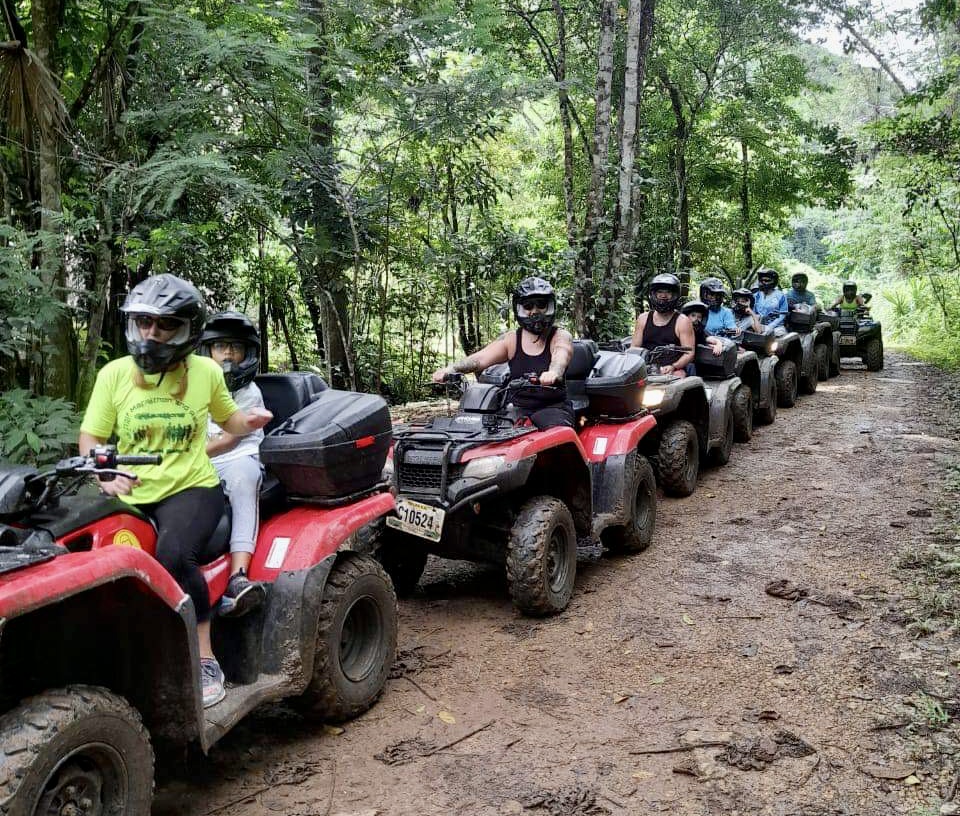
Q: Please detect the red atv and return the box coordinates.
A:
[378,340,658,615]
[0,373,397,815]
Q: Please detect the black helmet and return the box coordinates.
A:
[757,267,779,291]
[121,274,206,374]
[681,299,708,321]
[199,311,261,390]
[842,280,858,296]
[791,272,808,290]
[699,277,727,309]
[648,273,682,313]
[512,276,556,336]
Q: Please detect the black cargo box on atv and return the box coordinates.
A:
[695,341,737,379]
[740,331,777,355]
[260,389,391,503]
[786,306,817,332]
[583,350,647,417]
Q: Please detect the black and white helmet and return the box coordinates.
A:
[648,273,682,314]
[121,274,206,374]
[842,280,858,296]
[791,272,809,290]
[512,277,557,336]
[199,311,261,391]
[731,287,753,315]
[698,277,727,309]
[681,299,709,321]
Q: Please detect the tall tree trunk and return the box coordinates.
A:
[31,0,75,399]
[739,138,753,283]
[257,226,269,371]
[552,0,577,244]
[664,76,691,292]
[574,0,617,337]
[603,0,656,310]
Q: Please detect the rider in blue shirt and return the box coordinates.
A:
[753,267,788,333]
[700,277,738,335]
[786,272,818,309]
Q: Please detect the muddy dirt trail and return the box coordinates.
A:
[156,354,960,816]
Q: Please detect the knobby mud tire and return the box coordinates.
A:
[376,529,429,597]
[657,420,699,497]
[864,338,884,372]
[799,350,819,395]
[505,497,577,616]
[710,404,735,466]
[816,343,830,382]
[756,377,777,425]
[0,685,154,816]
[775,360,798,408]
[296,555,398,722]
[732,386,754,443]
[604,454,657,555]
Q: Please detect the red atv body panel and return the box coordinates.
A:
[0,545,187,619]
[457,425,588,462]
[578,414,657,462]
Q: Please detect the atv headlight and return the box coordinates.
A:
[770,341,779,353]
[462,455,505,480]
[642,389,665,408]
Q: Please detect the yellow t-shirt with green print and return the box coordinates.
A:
[81,354,238,505]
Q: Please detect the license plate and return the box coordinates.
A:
[840,336,857,345]
[386,498,445,542]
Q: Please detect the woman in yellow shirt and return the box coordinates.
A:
[79,274,272,707]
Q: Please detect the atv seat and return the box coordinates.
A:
[255,373,328,434]
[565,339,599,416]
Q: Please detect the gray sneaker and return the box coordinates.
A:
[218,570,266,618]
[201,658,225,708]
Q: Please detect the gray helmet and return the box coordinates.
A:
[842,280,858,296]
[648,273,682,313]
[681,299,709,321]
[731,288,753,316]
[121,274,206,374]
[199,311,261,391]
[512,276,556,336]
[699,277,727,310]
[791,272,808,291]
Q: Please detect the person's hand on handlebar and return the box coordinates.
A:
[538,370,562,386]
[98,473,140,497]
[431,366,453,383]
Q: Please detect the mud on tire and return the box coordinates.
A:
[864,338,884,372]
[0,685,154,816]
[604,453,656,555]
[505,496,577,616]
[732,385,753,443]
[775,360,798,408]
[710,404,734,466]
[756,377,777,425]
[799,350,819,395]
[816,343,830,381]
[376,528,428,597]
[296,554,398,722]
[657,420,699,497]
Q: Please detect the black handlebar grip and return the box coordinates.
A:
[115,454,162,466]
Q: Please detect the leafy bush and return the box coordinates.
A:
[0,390,78,465]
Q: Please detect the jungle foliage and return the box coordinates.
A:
[0,0,955,461]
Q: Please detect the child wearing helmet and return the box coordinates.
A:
[79,274,273,708]
[731,288,762,333]
[629,273,697,376]
[201,312,268,619]
[431,276,575,429]
[698,278,738,336]
[753,267,788,333]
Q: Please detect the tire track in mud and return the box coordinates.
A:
[155,354,959,816]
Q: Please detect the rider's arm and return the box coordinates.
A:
[767,293,787,330]
[207,429,241,457]
[750,313,762,333]
[207,384,264,456]
[541,329,573,385]
[210,367,271,436]
[434,334,510,381]
[629,313,647,348]
[673,316,696,371]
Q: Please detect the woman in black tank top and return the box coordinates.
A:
[431,277,576,429]
[629,273,697,376]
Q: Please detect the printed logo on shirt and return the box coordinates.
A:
[117,395,203,456]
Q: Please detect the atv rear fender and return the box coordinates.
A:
[704,377,741,450]
[645,378,709,450]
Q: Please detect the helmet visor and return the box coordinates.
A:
[516,297,555,318]
[126,313,192,346]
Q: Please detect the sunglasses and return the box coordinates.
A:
[520,296,550,310]
[211,340,246,354]
[133,314,186,332]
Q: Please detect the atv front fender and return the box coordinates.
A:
[704,378,740,450]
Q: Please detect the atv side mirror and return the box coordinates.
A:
[862,293,872,303]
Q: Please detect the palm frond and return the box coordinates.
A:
[0,42,68,141]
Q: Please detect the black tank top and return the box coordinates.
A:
[509,327,567,408]
[641,311,680,350]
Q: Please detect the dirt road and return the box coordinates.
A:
[156,354,960,816]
